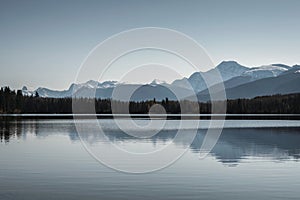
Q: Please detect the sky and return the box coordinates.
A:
[1,0,300,90]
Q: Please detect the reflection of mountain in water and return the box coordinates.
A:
[1,120,300,166]
[191,128,300,164]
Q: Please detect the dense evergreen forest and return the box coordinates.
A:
[0,86,300,114]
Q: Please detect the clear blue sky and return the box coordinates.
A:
[1,0,300,90]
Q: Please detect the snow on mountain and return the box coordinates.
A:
[215,61,249,80]
[35,87,69,98]
[150,79,167,85]
[195,63,293,98]
[21,61,296,101]
[22,80,119,98]
[173,61,293,94]
[242,64,290,80]
[21,86,34,96]
[98,81,118,88]
[149,79,168,87]
[280,65,300,76]
[194,65,299,102]
[172,61,249,92]
[75,80,118,90]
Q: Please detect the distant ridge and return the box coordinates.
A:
[21,61,298,101]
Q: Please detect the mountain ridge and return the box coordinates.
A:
[21,61,297,101]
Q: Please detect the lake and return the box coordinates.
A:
[1,119,300,200]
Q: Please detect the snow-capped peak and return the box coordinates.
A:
[295,70,300,74]
[22,86,35,96]
[71,80,118,90]
[98,81,118,88]
[150,79,167,85]
[216,61,248,72]
[242,64,290,80]
[85,80,99,88]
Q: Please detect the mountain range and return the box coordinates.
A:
[22,61,300,102]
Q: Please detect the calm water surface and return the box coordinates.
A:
[0,119,300,200]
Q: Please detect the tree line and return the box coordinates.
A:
[1,86,300,114]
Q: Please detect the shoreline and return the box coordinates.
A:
[1,114,300,120]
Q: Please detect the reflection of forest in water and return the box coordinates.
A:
[1,119,300,165]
